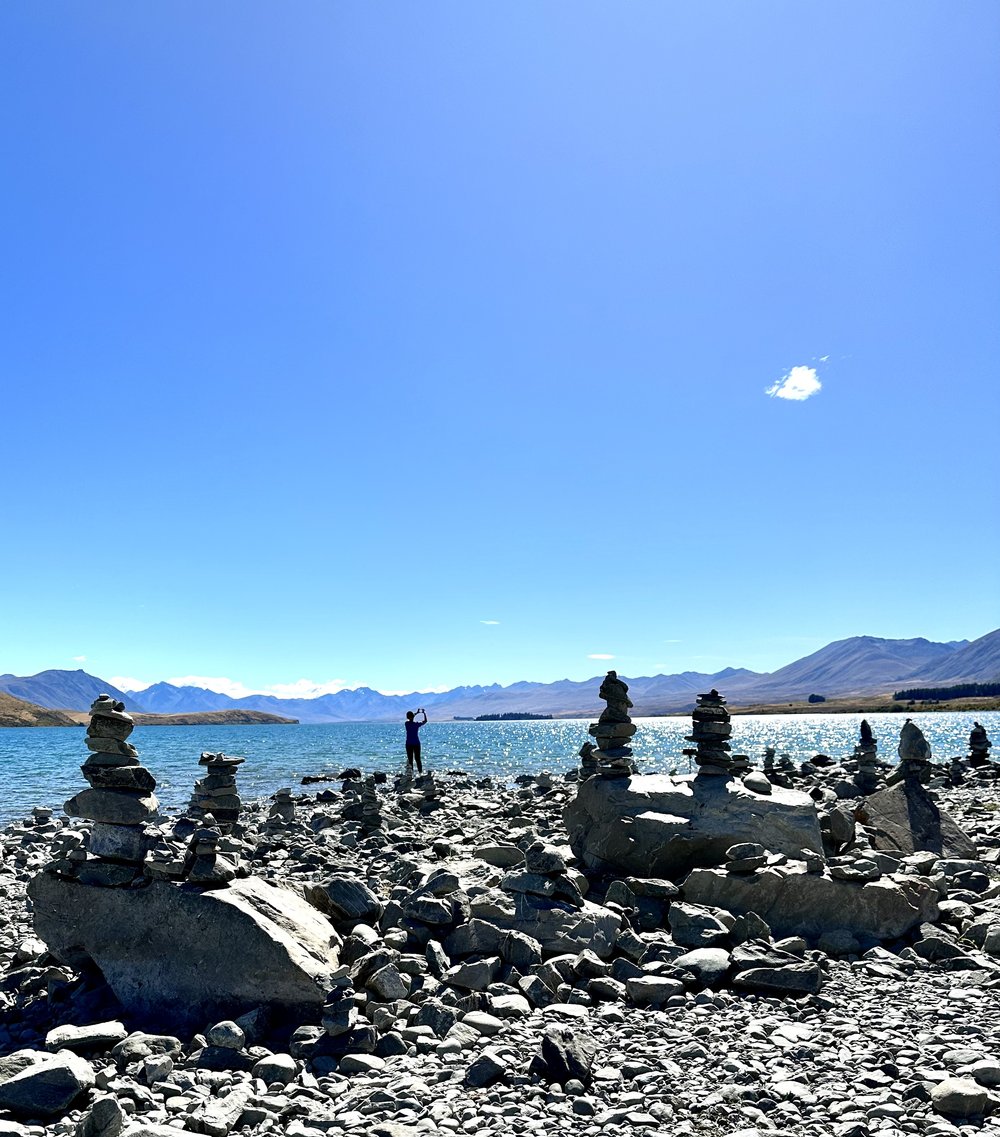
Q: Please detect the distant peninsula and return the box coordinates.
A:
[74,710,299,727]
[455,712,554,721]
[0,694,299,729]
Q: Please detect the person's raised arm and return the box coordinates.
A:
[419,709,428,724]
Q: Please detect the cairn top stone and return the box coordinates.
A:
[860,719,875,746]
[89,694,132,723]
[898,719,932,762]
[597,671,633,723]
[199,751,245,767]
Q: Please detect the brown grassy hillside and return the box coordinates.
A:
[0,692,78,727]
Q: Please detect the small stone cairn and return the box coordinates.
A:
[62,695,159,882]
[267,788,296,826]
[501,839,583,908]
[188,752,244,832]
[683,689,734,777]
[968,721,993,767]
[419,771,443,813]
[890,719,934,784]
[580,671,637,779]
[186,825,236,887]
[854,719,882,793]
[359,776,383,834]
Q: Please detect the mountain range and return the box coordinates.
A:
[2,627,998,723]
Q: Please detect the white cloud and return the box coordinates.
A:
[588,653,615,660]
[480,620,500,625]
[378,684,450,697]
[765,365,822,401]
[109,676,152,692]
[72,655,87,662]
[162,675,359,700]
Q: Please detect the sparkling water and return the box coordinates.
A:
[1,711,997,826]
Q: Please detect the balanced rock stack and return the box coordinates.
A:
[683,689,734,777]
[854,719,882,793]
[968,722,993,768]
[500,839,583,908]
[64,694,158,882]
[891,720,933,785]
[267,788,296,826]
[419,771,443,813]
[189,752,244,832]
[359,776,383,834]
[582,671,637,779]
[186,825,236,887]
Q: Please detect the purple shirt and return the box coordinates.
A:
[405,719,424,745]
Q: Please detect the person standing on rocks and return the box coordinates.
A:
[405,708,428,775]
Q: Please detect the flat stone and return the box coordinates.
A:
[64,790,158,826]
[44,1022,127,1052]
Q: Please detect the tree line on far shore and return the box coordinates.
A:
[893,681,1000,701]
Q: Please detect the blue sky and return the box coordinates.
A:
[2,2,998,698]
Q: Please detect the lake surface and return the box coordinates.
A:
[2,711,997,826]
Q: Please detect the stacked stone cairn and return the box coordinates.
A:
[63,694,158,884]
[581,671,637,779]
[186,825,236,887]
[321,966,357,1043]
[359,776,383,834]
[854,719,882,793]
[683,689,735,777]
[188,752,244,832]
[267,788,296,826]
[419,771,443,814]
[890,719,934,785]
[500,839,583,908]
[968,721,993,767]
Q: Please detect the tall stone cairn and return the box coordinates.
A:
[968,722,993,767]
[188,752,244,832]
[582,671,638,779]
[854,719,881,793]
[63,694,159,880]
[683,689,734,777]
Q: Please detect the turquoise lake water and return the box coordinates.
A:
[2,711,997,826]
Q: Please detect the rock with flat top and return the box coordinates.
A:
[682,862,938,941]
[28,873,340,1033]
[0,1052,95,1118]
[565,773,823,878]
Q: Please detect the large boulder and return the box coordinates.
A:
[28,874,341,1033]
[858,781,978,859]
[682,863,938,942]
[565,774,823,878]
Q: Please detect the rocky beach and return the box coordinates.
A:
[1,688,999,1137]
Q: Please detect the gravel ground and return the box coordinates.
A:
[1,759,999,1137]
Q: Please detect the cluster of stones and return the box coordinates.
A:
[60,695,158,885]
[579,671,637,779]
[683,688,735,776]
[188,752,244,832]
